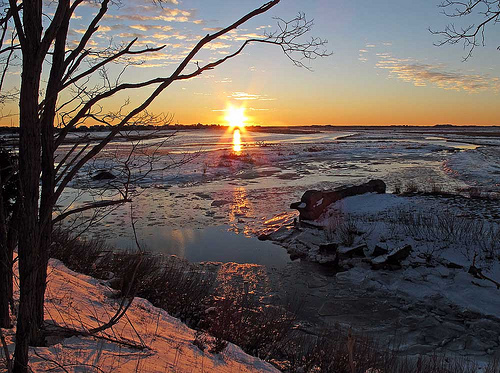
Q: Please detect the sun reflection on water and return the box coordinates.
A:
[228,186,255,236]
[232,128,242,153]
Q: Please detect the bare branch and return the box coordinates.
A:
[431,0,500,60]
[63,0,110,70]
[52,198,131,224]
[61,39,165,90]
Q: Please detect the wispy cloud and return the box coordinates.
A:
[107,6,193,23]
[203,27,223,32]
[228,92,276,101]
[212,107,270,112]
[377,56,500,92]
[130,25,173,32]
[214,77,232,83]
[203,41,231,50]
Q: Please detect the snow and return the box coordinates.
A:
[3,259,280,373]
[264,191,500,359]
[48,127,500,361]
[313,198,323,207]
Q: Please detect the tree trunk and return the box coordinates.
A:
[34,3,69,331]
[0,243,12,328]
[0,173,11,328]
[13,1,44,370]
[0,174,19,328]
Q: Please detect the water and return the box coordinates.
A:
[113,224,291,268]
[58,127,499,267]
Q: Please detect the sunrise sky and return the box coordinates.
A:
[2,0,500,126]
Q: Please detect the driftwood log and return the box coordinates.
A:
[290,179,386,221]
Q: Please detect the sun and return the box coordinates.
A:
[225,105,247,128]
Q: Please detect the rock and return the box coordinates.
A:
[92,170,116,181]
[211,200,230,207]
[290,253,306,261]
[338,244,367,259]
[258,233,270,241]
[318,254,339,268]
[444,260,463,269]
[437,267,451,278]
[290,179,386,221]
[319,242,338,254]
[372,245,388,257]
[387,244,412,264]
[371,244,412,270]
[306,276,328,289]
[465,336,490,353]
[371,255,388,268]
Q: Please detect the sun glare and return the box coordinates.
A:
[225,106,246,128]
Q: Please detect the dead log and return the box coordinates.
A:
[290,179,386,221]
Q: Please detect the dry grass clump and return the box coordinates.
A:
[271,328,498,373]
[50,230,215,325]
[201,284,296,358]
[51,229,113,277]
[392,208,500,262]
[218,151,255,166]
[324,212,369,247]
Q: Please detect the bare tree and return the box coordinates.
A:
[0,0,329,371]
[432,0,500,60]
[0,144,18,329]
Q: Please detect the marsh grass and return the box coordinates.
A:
[392,208,500,262]
[325,212,359,244]
[274,329,498,373]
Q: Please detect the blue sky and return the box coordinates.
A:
[2,0,499,126]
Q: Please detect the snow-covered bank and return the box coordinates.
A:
[261,192,500,360]
[2,259,279,372]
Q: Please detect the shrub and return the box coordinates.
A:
[50,231,215,325]
[202,285,296,358]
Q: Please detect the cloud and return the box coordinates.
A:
[214,77,232,83]
[212,107,270,112]
[130,25,173,32]
[108,6,193,23]
[376,56,500,92]
[246,107,270,111]
[128,51,186,67]
[203,27,223,32]
[203,41,231,50]
[228,92,276,101]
